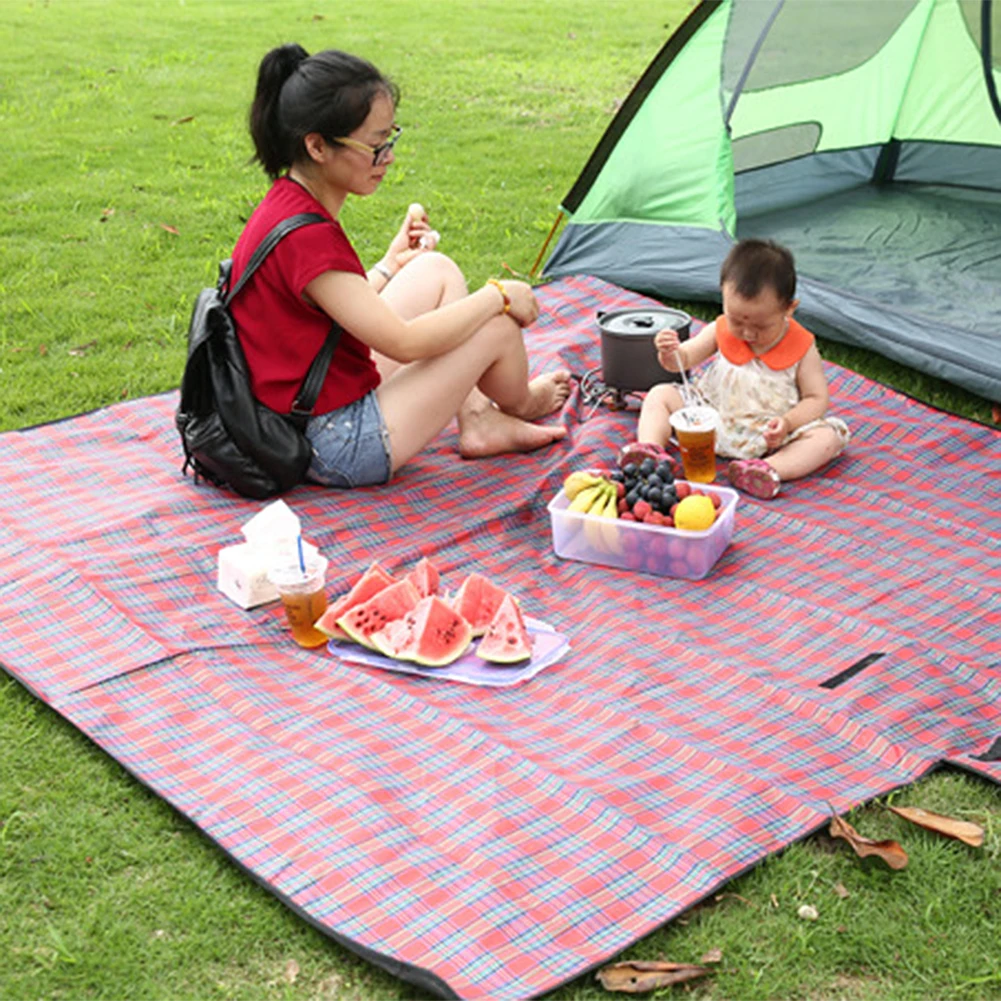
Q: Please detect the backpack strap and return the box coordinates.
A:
[222,211,345,429]
[223,212,326,306]
[288,322,344,429]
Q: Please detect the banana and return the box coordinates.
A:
[597,485,622,554]
[580,482,614,553]
[569,483,606,513]
[563,470,605,501]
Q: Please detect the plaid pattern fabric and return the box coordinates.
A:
[1,275,998,999]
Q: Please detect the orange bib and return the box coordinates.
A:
[716,315,813,370]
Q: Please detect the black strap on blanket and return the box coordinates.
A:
[818,652,887,690]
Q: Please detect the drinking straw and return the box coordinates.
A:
[675,350,697,424]
[296,534,306,575]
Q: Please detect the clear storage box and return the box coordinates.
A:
[547,481,738,580]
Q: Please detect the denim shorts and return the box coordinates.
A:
[305,391,392,488]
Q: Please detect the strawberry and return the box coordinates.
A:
[633,499,652,520]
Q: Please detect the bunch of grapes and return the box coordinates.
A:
[610,457,718,526]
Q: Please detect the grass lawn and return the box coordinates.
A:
[1,1,999,999]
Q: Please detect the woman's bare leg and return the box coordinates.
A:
[377,253,570,467]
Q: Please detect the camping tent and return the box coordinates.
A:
[543,0,1001,403]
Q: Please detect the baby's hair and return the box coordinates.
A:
[249,44,399,180]
[720,239,797,305]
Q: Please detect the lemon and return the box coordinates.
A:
[674,494,716,531]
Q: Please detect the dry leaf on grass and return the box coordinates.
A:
[160,223,180,235]
[596,960,710,993]
[171,115,194,125]
[68,340,97,357]
[283,959,299,984]
[699,948,723,964]
[833,882,850,899]
[829,812,908,869]
[887,805,984,847]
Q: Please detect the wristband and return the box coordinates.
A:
[487,278,511,314]
[373,262,393,283]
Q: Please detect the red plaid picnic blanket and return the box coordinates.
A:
[1,276,998,999]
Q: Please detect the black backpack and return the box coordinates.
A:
[175,213,343,499]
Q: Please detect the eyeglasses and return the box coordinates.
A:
[332,124,402,166]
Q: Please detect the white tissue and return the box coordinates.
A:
[217,500,321,609]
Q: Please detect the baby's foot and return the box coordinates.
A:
[727,458,781,499]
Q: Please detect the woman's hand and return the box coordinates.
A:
[497,279,539,327]
[654,327,683,370]
[380,202,436,276]
[762,416,789,450]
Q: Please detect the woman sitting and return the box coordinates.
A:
[230,43,571,488]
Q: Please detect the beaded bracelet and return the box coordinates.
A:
[486,278,511,314]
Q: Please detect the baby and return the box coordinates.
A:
[637,239,849,499]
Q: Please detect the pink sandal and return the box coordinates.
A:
[728,458,781,500]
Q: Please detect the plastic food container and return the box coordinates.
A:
[547,482,738,580]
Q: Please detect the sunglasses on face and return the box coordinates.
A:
[332,124,402,166]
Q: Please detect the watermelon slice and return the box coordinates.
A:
[315,561,395,640]
[405,556,440,598]
[450,571,510,636]
[337,578,420,649]
[476,594,532,664]
[371,595,472,667]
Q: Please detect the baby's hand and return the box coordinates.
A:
[762,416,789,450]
[654,328,682,370]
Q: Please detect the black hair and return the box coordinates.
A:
[720,239,797,305]
[248,44,400,179]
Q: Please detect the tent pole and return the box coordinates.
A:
[530,211,565,279]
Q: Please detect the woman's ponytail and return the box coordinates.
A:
[249,43,309,179]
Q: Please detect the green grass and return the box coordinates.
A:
[1,1,999,999]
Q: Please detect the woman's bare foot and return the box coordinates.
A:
[458,402,566,459]
[511,369,573,421]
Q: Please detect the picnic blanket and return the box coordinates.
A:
[1,276,998,999]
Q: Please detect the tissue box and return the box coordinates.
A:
[217,543,279,609]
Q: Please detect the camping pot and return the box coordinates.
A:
[597,307,692,393]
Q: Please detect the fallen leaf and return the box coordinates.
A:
[699,948,723,964]
[283,959,299,984]
[38,344,48,356]
[887,805,984,847]
[312,12,325,19]
[596,961,710,994]
[100,207,115,221]
[833,882,850,899]
[68,340,97,356]
[770,893,779,908]
[829,812,908,870]
[160,223,180,236]
[171,115,194,126]
[716,892,755,908]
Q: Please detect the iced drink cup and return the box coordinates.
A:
[670,405,719,483]
[269,558,329,648]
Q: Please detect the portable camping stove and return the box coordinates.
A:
[581,307,692,415]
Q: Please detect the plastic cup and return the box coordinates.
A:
[268,557,329,648]
[670,405,719,483]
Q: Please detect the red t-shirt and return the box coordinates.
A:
[230,177,380,415]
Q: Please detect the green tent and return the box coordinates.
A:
[544,0,1001,402]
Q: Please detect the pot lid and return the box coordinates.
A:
[597,307,691,335]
